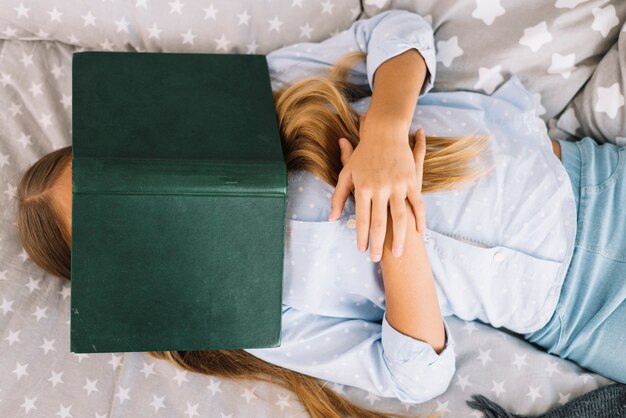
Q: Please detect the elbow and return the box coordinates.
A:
[430,359,456,399]
[392,355,456,404]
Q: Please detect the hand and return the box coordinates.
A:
[330,111,426,261]
[334,124,427,260]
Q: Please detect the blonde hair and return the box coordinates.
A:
[16,145,72,280]
[15,50,488,418]
[277,51,489,192]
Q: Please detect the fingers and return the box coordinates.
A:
[369,193,389,262]
[407,187,426,233]
[389,193,407,257]
[413,129,426,167]
[413,128,426,187]
[329,138,355,221]
[410,128,427,233]
[338,137,353,166]
[329,169,353,221]
[355,190,371,252]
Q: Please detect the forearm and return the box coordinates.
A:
[380,205,446,353]
[365,48,428,139]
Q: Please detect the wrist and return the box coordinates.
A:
[359,114,412,143]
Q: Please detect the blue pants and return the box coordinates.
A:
[524,137,626,383]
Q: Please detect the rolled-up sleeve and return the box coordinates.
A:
[381,312,456,402]
[243,305,456,404]
[266,9,436,96]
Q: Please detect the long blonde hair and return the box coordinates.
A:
[277,51,488,192]
[16,50,488,418]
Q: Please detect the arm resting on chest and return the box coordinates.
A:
[380,200,446,353]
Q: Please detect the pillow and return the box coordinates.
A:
[550,22,626,145]
[363,0,626,121]
[0,0,362,54]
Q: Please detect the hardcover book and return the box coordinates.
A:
[71,51,287,353]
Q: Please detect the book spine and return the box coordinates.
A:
[73,158,286,196]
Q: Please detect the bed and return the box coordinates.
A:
[1,0,624,416]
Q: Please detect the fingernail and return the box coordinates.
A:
[358,244,365,252]
[393,247,402,257]
[371,253,381,262]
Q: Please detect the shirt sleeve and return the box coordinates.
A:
[243,305,456,404]
[265,9,436,96]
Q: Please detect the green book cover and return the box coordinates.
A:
[71,51,287,353]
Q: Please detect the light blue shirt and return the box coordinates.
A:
[244,9,577,404]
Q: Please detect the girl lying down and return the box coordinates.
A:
[15,9,625,418]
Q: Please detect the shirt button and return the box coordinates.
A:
[347,216,356,229]
[423,234,431,243]
[493,252,505,263]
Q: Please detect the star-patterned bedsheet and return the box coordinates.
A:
[370,0,626,145]
[0,1,622,417]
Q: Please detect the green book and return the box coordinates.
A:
[71,51,287,353]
